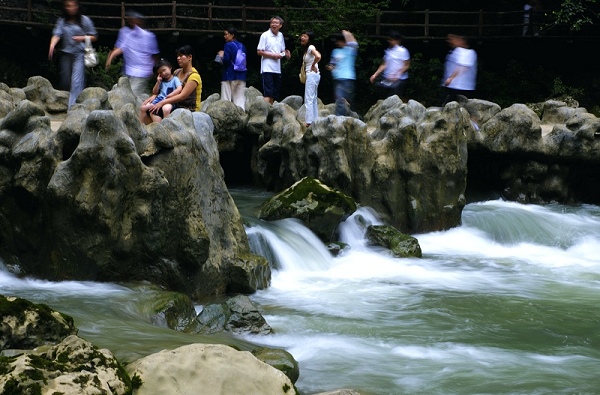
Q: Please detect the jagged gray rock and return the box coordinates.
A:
[252,97,468,233]
[467,98,600,203]
[0,77,268,299]
[194,294,273,335]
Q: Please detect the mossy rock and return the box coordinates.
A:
[251,346,300,384]
[0,294,77,350]
[259,177,357,242]
[366,225,422,258]
[147,291,198,332]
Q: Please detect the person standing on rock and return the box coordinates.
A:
[440,33,477,107]
[300,30,321,127]
[48,0,97,110]
[105,10,160,98]
[369,31,410,102]
[257,16,290,104]
[216,27,247,110]
[326,30,358,116]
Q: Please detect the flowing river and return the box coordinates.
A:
[2,187,600,395]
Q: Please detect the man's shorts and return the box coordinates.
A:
[261,72,282,100]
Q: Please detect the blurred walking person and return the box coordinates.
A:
[105,10,160,97]
[48,0,97,109]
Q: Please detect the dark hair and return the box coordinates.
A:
[388,31,402,42]
[301,30,316,51]
[331,32,344,43]
[176,45,194,57]
[153,59,172,75]
[225,27,238,39]
[62,0,82,25]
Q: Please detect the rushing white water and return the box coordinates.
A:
[240,197,600,395]
[2,193,600,395]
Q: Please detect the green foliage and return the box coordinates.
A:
[131,373,143,389]
[404,53,444,107]
[551,0,598,31]
[0,58,29,88]
[550,76,585,98]
[272,0,397,40]
[86,47,124,91]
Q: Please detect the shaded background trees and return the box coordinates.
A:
[1,0,598,113]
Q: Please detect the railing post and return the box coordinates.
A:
[27,0,32,23]
[172,1,177,29]
[121,2,125,27]
[208,3,213,31]
[375,11,380,36]
[424,9,429,39]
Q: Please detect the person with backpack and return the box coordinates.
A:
[217,27,247,110]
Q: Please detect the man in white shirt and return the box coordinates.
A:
[370,31,410,101]
[257,16,290,104]
[440,34,477,107]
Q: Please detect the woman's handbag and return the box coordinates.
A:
[84,35,98,68]
[299,60,306,84]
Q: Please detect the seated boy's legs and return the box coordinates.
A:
[162,103,174,118]
[145,106,165,123]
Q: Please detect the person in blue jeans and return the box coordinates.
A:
[326,30,358,116]
[48,0,97,110]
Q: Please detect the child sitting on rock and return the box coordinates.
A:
[140,59,182,123]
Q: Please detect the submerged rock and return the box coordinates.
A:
[365,224,422,258]
[259,177,357,243]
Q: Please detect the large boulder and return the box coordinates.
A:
[0,296,134,395]
[126,343,298,395]
[0,335,134,395]
[0,78,268,299]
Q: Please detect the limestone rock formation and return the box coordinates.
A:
[244,95,469,233]
[0,296,134,395]
[0,77,268,299]
[467,98,600,203]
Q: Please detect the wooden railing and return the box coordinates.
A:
[0,0,592,39]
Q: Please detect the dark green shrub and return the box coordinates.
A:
[86,47,124,90]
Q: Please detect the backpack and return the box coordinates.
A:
[233,42,247,72]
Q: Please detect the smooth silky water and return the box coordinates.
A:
[1,187,599,395]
